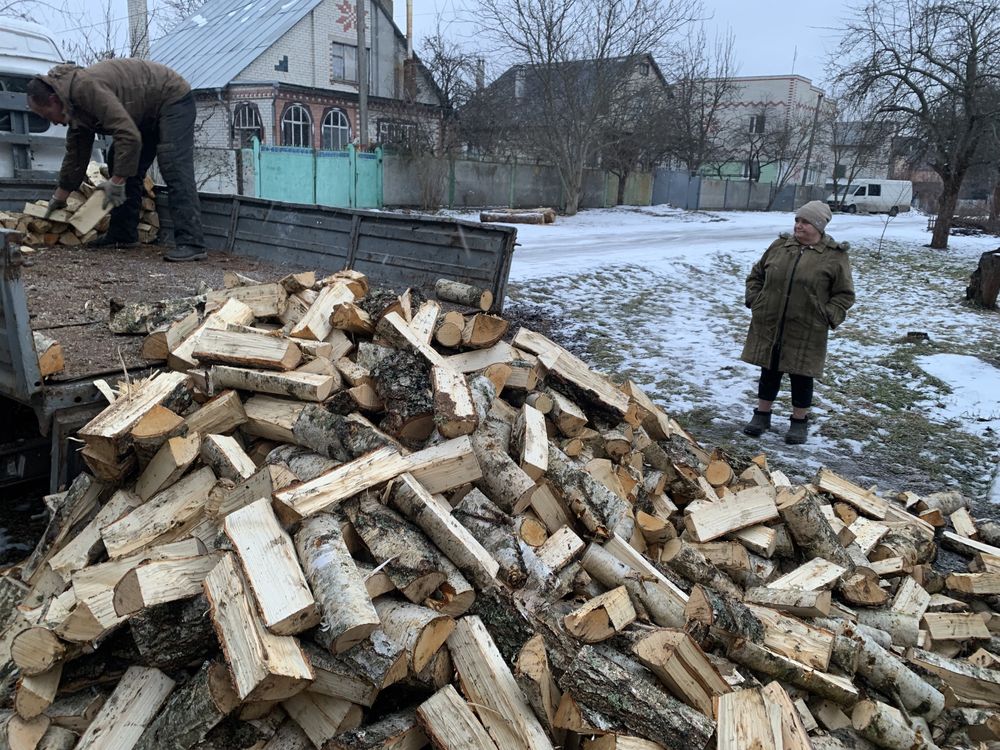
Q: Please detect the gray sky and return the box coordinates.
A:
[29,0,849,87]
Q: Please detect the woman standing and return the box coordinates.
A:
[741,201,855,444]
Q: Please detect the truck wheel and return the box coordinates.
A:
[889,206,899,217]
[846,205,857,214]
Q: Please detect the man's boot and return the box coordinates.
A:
[785,416,809,445]
[89,233,139,248]
[163,245,207,262]
[742,409,771,437]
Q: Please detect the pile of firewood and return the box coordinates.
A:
[0,164,159,249]
[3,268,1000,750]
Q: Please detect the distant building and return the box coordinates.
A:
[708,74,829,185]
[150,0,447,189]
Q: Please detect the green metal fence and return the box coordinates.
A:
[248,139,383,209]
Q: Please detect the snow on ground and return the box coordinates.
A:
[456,206,1000,507]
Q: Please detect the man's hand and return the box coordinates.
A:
[43,196,67,220]
[99,179,127,210]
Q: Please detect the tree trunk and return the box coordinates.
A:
[615,170,630,206]
[966,250,1000,309]
[931,176,963,249]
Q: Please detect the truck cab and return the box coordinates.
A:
[0,17,69,180]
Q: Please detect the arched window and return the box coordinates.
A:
[232,101,263,146]
[321,108,351,150]
[281,103,312,147]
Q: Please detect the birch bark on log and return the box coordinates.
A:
[293,514,379,655]
[452,489,529,589]
[660,539,744,601]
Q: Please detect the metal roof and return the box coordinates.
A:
[149,0,323,91]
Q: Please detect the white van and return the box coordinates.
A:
[0,17,69,179]
[827,179,913,216]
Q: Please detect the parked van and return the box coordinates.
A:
[827,179,913,216]
[0,17,69,179]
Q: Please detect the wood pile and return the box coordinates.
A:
[4,267,1000,750]
[0,164,159,250]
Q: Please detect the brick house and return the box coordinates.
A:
[150,0,446,187]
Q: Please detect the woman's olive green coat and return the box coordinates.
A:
[740,232,855,379]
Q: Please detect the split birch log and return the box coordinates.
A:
[134,432,201,502]
[290,282,354,341]
[446,616,554,750]
[223,498,319,636]
[581,543,683,628]
[0,711,50,749]
[293,514,379,655]
[169,298,255,371]
[14,663,63,720]
[852,700,939,750]
[281,690,361,745]
[434,279,493,311]
[513,634,562,739]
[141,310,200,362]
[716,688,782,749]
[546,445,634,541]
[372,598,454,673]
[684,486,778,542]
[345,495,448,603]
[183,389,246,436]
[470,433,538,514]
[660,538,744,601]
[33,332,64,377]
[452,489,529,589]
[840,623,944,720]
[684,584,765,645]
[855,609,920,648]
[291,405,398,462]
[193,328,301,371]
[390,473,500,589]
[417,684,499,750]
[562,586,636,643]
[324,709,427,750]
[513,404,548,481]
[434,311,466,348]
[727,638,859,706]
[779,489,853,568]
[431,365,478,437]
[745,587,831,618]
[198,433,255,482]
[557,645,715,749]
[409,300,441,345]
[112,554,222,617]
[630,628,731,718]
[211,365,337,402]
[205,282,288,319]
[303,631,406,705]
[202,553,313,702]
[73,666,176,750]
[330,301,374,335]
[132,660,239,750]
[46,489,141,582]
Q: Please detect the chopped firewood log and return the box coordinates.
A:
[46,490,141,582]
[513,634,563,739]
[325,709,426,750]
[546,445,634,540]
[408,300,441,345]
[14,663,63,720]
[660,538,744,601]
[452,489,529,589]
[856,609,920,647]
[951,507,978,539]
[716,687,782,749]
[947,572,1000,595]
[907,647,1000,705]
[512,404,548,481]
[778,488,853,568]
[434,310,466,348]
[580,543,682,628]
[281,690,361,745]
[223,498,319,635]
[206,282,288,319]
[390,473,500,589]
[32,331,64,377]
[203,554,313,701]
[193,328,302,371]
[330,301,375,335]
[112,554,221,617]
[211,365,338,402]
[346,494,450,602]
[417,684,499,749]
[293,514,379,654]
[748,604,834,670]
[183,389,246,436]
[134,432,201,501]
[169,298,255,371]
[431,365,478,437]
[72,666,175,749]
[558,644,715,748]
[447,616,554,750]
[131,660,238,750]
[630,628,731,718]
[563,586,636,643]
[470,433,538,514]
[922,612,991,642]
[273,437,480,522]
[290,282,354,341]
[726,638,859,706]
[767,557,846,591]
[67,190,113,234]
[461,313,509,348]
[303,631,406,706]
[761,681,814,750]
[684,486,778,543]
[78,371,191,463]
[815,468,889,519]
[9,627,66,678]
[199,434,255,481]
[744,587,831,617]
[372,598,454,673]
[434,279,493,311]
[851,699,936,750]
[100,466,215,559]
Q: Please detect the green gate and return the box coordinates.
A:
[249,140,383,208]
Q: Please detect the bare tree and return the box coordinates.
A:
[60,0,125,64]
[419,27,478,155]
[600,82,672,204]
[154,0,206,35]
[661,25,738,176]
[824,93,897,209]
[832,0,1000,248]
[757,106,825,208]
[471,0,700,215]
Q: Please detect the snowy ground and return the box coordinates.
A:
[456,206,1000,510]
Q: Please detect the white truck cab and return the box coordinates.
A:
[827,179,913,216]
[0,17,69,179]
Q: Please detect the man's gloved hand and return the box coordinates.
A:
[99,180,127,210]
[43,196,67,219]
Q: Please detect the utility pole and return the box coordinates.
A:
[356,0,369,147]
[803,92,824,186]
